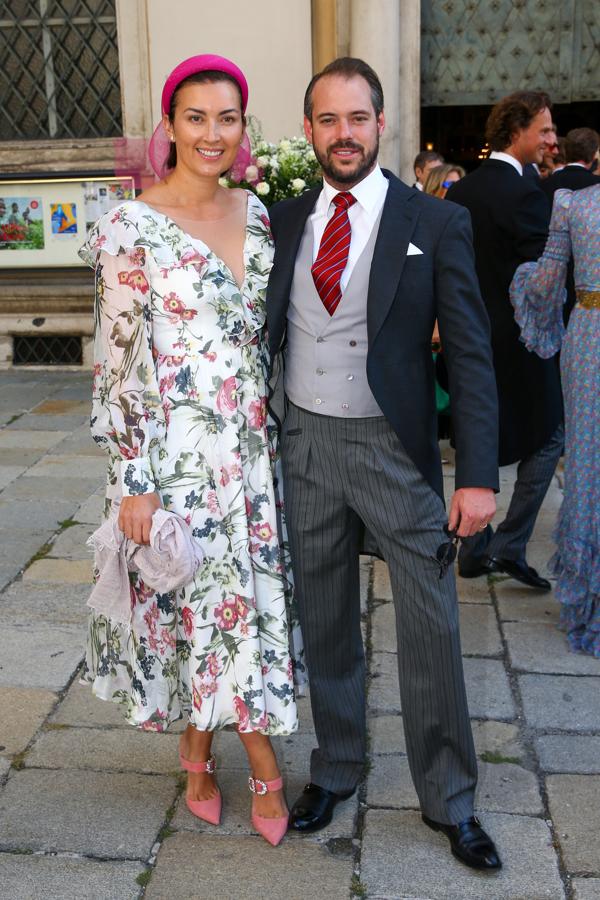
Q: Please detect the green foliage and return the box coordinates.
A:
[27,219,45,249]
[58,518,80,530]
[480,750,521,765]
[350,875,368,897]
[135,870,152,887]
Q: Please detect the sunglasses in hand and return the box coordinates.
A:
[433,524,460,579]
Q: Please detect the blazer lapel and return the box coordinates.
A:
[367,173,420,344]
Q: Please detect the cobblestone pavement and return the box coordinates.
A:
[0,370,599,900]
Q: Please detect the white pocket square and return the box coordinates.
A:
[407,242,423,256]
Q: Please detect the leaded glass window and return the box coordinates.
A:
[0,0,122,140]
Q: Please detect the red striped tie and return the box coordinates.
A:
[311,191,357,316]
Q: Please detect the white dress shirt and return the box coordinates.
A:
[310,165,389,291]
[489,151,523,176]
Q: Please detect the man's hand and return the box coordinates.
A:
[448,487,496,538]
[118,492,162,545]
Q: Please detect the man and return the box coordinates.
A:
[543,127,600,199]
[267,58,501,870]
[412,149,444,190]
[447,91,563,590]
[524,120,559,182]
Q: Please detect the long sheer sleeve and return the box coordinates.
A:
[91,248,164,496]
[509,189,573,359]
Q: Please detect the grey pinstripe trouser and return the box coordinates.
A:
[281,403,477,825]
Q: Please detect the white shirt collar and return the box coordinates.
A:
[319,165,388,220]
[489,151,523,176]
[566,162,587,168]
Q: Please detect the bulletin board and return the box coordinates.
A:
[0,176,135,268]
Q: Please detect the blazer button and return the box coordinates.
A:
[349,340,357,347]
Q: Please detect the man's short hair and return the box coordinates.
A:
[565,127,600,164]
[485,91,552,152]
[303,57,384,120]
[413,150,444,174]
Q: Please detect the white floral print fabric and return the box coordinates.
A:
[79,194,304,733]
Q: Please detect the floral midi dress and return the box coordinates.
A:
[79,193,303,732]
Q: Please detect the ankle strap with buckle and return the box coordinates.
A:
[180,753,216,775]
[248,775,283,795]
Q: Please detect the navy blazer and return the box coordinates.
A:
[266,170,499,500]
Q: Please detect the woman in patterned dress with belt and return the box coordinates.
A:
[79,55,304,846]
[510,185,600,657]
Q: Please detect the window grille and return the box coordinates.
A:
[13,334,83,365]
[0,0,122,140]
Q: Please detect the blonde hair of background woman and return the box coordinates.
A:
[423,163,466,199]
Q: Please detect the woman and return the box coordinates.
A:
[423,163,466,200]
[510,186,600,657]
[79,54,303,846]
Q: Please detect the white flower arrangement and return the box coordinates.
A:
[225,123,322,206]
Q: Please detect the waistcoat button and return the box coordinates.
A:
[315,398,322,405]
[347,374,354,381]
[349,340,357,347]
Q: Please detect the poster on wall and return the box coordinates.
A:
[50,202,78,237]
[83,180,134,230]
[0,176,136,268]
[0,196,44,250]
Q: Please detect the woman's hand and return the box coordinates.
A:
[118,493,162,545]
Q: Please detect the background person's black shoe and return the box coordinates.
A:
[488,557,552,591]
[288,783,355,833]
[422,814,502,870]
[458,556,497,579]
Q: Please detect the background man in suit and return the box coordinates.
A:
[542,127,600,323]
[267,57,501,870]
[447,92,563,590]
[412,149,444,190]
[543,127,600,200]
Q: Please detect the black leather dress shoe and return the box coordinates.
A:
[488,557,552,591]
[288,783,355,833]
[458,556,497,579]
[422,814,502,870]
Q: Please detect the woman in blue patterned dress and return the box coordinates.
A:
[79,55,304,846]
[510,185,600,657]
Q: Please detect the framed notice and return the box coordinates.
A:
[0,176,135,268]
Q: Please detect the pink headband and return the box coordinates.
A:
[149,54,251,181]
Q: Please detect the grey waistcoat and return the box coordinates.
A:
[284,211,384,418]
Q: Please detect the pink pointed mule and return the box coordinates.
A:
[179,752,222,825]
[248,774,289,846]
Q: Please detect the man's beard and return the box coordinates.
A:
[314,137,379,185]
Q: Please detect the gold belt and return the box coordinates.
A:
[577,290,600,309]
